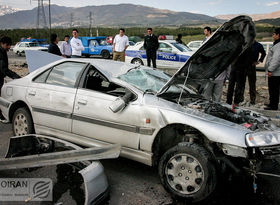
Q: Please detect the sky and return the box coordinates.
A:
[1,0,280,16]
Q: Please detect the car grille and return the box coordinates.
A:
[259,145,280,156]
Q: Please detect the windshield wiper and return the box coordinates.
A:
[127,65,141,73]
[143,89,156,95]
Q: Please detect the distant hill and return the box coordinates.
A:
[0,4,221,29]
[0,5,21,16]
[256,18,280,26]
[216,10,280,21]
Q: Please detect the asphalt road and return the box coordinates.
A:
[1,123,280,205]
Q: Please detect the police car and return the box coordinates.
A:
[125,40,194,69]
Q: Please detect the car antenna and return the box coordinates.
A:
[177,61,192,104]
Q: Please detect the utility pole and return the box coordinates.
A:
[89,11,93,37]
[70,13,74,28]
[49,0,51,36]
[33,0,50,36]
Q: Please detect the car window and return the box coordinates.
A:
[90,40,98,46]
[99,39,108,46]
[84,66,127,97]
[158,43,172,53]
[19,43,26,47]
[33,69,52,83]
[45,62,85,88]
[171,43,192,52]
[139,46,145,50]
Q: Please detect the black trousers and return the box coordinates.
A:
[226,68,246,105]
[268,76,280,110]
[146,50,157,68]
[0,78,4,119]
[246,65,256,104]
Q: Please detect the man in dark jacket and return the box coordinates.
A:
[0,36,21,121]
[226,46,254,105]
[48,33,62,56]
[246,41,266,105]
[144,28,159,68]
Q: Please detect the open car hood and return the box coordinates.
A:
[157,16,256,95]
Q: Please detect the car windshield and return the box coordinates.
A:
[171,43,192,52]
[118,68,198,95]
[29,43,40,47]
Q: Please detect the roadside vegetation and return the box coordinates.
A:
[0,25,276,45]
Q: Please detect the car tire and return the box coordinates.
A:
[12,107,34,136]
[101,50,110,59]
[131,58,143,65]
[158,142,216,202]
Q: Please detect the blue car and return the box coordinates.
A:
[80,36,113,59]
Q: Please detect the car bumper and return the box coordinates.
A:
[0,97,11,121]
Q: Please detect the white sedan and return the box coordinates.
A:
[187,40,203,51]
[13,42,48,56]
[125,40,194,69]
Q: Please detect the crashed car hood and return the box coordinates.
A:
[157,15,256,95]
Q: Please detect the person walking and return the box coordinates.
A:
[113,28,129,62]
[70,29,84,58]
[0,36,21,121]
[60,35,72,58]
[144,28,159,68]
[203,27,212,43]
[203,66,231,102]
[48,33,62,56]
[264,28,280,110]
[246,41,266,105]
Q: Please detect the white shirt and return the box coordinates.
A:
[60,41,71,56]
[113,34,129,52]
[70,37,84,56]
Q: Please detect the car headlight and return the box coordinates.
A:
[246,131,280,147]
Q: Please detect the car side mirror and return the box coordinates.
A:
[172,49,178,54]
[109,97,126,113]
[109,89,134,113]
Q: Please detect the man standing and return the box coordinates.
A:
[176,34,184,44]
[60,35,71,58]
[113,28,129,62]
[246,41,266,105]
[264,28,280,110]
[226,47,254,106]
[203,27,212,43]
[144,28,159,68]
[70,29,84,58]
[203,66,231,102]
[48,33,62,56]
[0,36,21,121]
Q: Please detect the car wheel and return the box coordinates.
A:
[12,107,34,136]
[101,50,110,59]
[158,142,216,202]
[131,58,143,65]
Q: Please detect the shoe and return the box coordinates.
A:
[0,119,9,124]
[264,106,278,110]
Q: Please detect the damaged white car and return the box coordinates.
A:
[1,16,280,202]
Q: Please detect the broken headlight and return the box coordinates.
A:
[246,131,280,147]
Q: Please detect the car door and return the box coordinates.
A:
[89,40,100,55]
[157,42,178,68]
[26,61,86,132]
[72,66,141,149]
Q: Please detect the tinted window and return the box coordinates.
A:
[46,62,85,88]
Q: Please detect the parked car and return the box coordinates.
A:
[21,38,49,48]
[187,40,203,51]
[1,16,279,202]
[128,41,135,46]
[13,42,48,56]
[125,40,194,69]
[80,36,113,59]
[256,41,273,69]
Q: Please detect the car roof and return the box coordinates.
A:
[56,58,142,80]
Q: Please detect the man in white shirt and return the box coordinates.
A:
[203,26,212,43]
[70,29,84,58]
[60,35,71,58]
[113,28,129,62]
